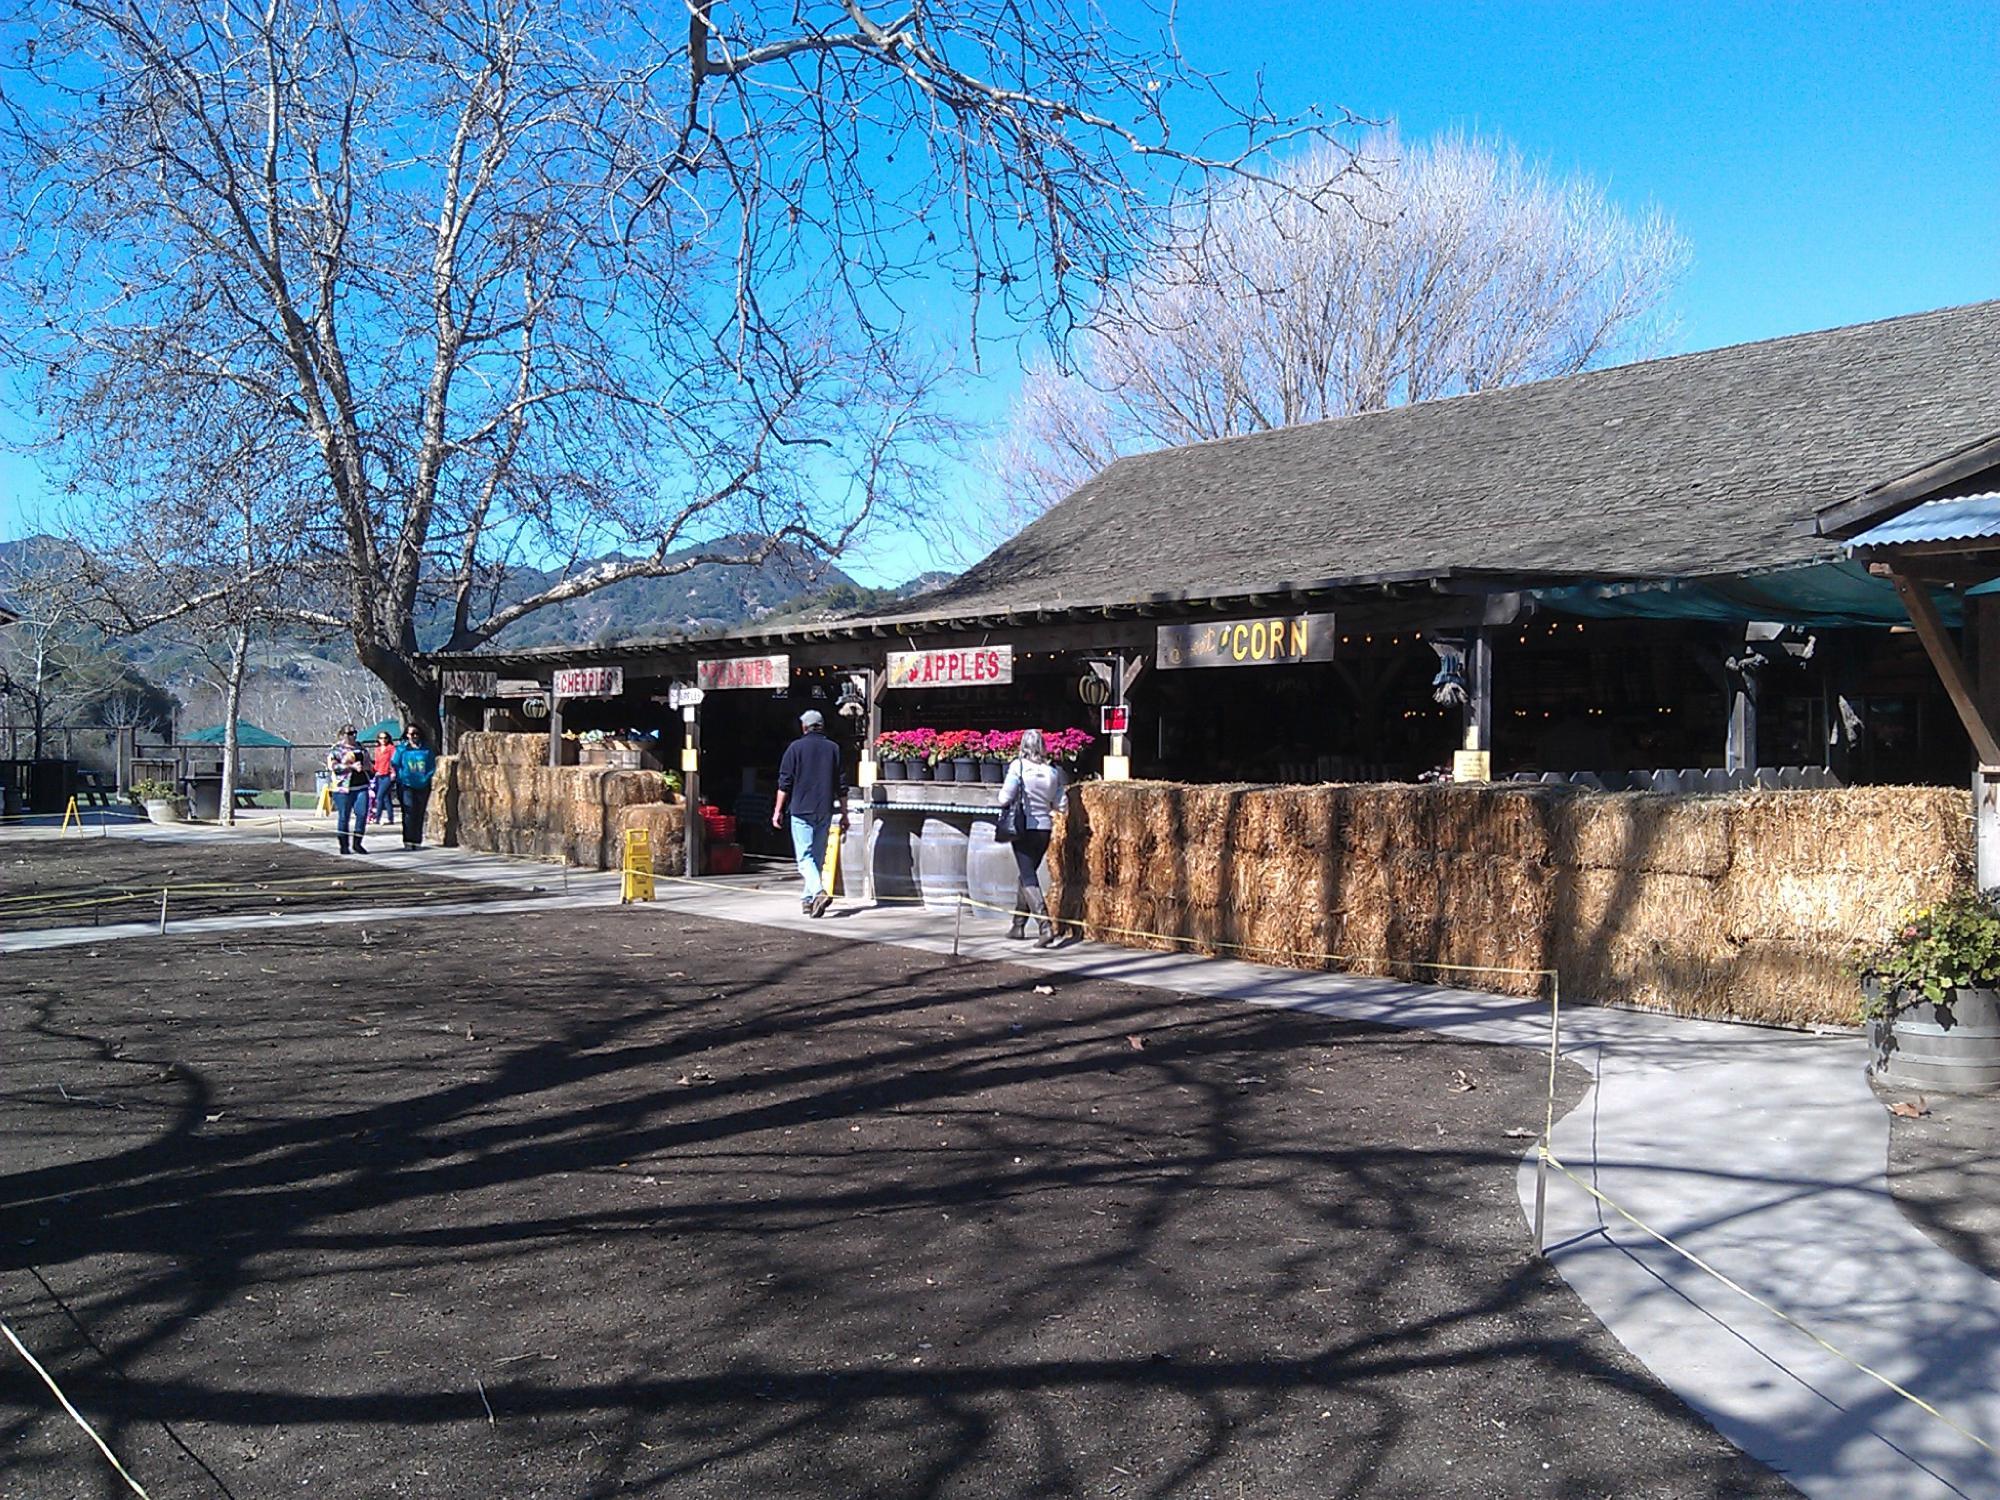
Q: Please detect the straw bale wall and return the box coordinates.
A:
[449,732,681,870]
[1048,781,1971,1025]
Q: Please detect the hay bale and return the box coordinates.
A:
[457,731,548,768]
[1721,788,1969,946]
[1555,792,1734,877]
[612,804,691,876]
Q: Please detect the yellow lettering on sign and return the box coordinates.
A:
[1230,624,1248,661]
[1291,618,1309,655]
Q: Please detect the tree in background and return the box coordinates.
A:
[0,0,1348,735]
[995,130,1689,519]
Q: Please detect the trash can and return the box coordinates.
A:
[184,774,224,821]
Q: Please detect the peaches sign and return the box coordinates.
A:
[885,645,1014,689]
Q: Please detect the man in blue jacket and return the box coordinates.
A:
[772,709,841,917]
[392,725,440,850]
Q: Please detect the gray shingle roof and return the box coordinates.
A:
[915,299,2000,616]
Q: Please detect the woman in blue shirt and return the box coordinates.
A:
[391,726,439,850]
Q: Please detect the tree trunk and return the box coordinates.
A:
[356,637,442,749]
[220,623,251,825]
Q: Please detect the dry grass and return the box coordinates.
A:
[449,735,675,869]
[1050,779,1975,1027]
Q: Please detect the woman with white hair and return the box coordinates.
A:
[1000,728,1068,947]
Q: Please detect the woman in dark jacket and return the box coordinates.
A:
[326,726,370,854]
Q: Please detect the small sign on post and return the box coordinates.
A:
[1452,749,1492,784]
[1100,705,1130,736]
[443,669,499,699]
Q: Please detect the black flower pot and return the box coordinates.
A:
[934,760,958,783]
[881,759,907,781]
[911,761,933,782]
[951,757,977,782]
[980,761,1005,784]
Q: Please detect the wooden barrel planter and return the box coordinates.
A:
[1868,986,2000,1092]
[866,818,919,902]
[965,822,1018,922]
[916,816,970,910]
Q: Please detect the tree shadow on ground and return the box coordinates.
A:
[0,909,1797,1499]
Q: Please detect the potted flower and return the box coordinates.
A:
[901,728,937,781]
[874,731,912,781]
[1863,890,2000,1091]
[977,730,1019,784]
[133,777,184,825]
[1045,728,1097,767]
[932,729,979,782]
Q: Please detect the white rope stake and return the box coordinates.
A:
[1,1318,153,1498]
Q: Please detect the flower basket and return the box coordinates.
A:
[1863,893,2000,1092]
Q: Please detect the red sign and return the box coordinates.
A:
[696,655,790,690]
[552,666,624,699]
[1100,705,1130,735]
[885,646,1013,689]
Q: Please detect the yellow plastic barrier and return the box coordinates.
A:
[621,827,655,903]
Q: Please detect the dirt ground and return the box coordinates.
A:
[0,904,1794,1500]
[1882,1083,2000,1279]
[0,836,536,931]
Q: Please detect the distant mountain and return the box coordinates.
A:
[438,540,867,650]
[4,533,952,654]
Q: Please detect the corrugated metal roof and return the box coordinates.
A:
[1848,492,2000,550]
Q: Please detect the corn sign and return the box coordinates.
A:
[622,827,655,903]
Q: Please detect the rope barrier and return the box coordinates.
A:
[641,866,1996,1466]
[1538,1148,1999,1460]
[1,1318,153,1498]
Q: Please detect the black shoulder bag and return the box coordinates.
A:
[994,760,1024,844]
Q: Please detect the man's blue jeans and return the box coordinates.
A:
[789,814,830,903]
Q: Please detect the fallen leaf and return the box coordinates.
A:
[1126,1034,1146,1051]
[1447,1069,1477,1092]
[1888,1098,1930,1118]
[1032,985,1055,996]
[1502,1127,1536,1139]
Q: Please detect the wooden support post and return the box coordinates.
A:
[1463,627,1493,752]
[1891,569,2000,888]
[547,700,564,768]
[682,702,703,880]
[1726,666,1758,775]
[862,666,883,902]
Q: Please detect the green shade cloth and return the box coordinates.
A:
[1532,560,1963,628]
[356,718,407,742]
[181,721,295,748]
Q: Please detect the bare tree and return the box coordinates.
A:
[0,0,1346,735]
[994,129,1689,519]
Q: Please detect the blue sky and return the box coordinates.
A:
[5,3,1996,589]
[843,0,2000,582]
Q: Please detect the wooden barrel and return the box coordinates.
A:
[866,817,919,902]
[1869,989,2000,1092]
[916,816,970,910]
[965,821,1019,922]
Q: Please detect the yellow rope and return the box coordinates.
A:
[647,867,1995,1467]
[1,1319,153,1498]
[1540,1148,1998,1460]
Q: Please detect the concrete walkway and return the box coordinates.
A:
[8,827,1997,1498]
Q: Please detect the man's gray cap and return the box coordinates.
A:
[798,709,824,728]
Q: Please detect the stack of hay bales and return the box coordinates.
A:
[1050,779,1972,1025]
[428,756,460,846]
[615,803,689,876]
[1049,781,1558,997]
[452,732,677,869]
[1554,787,1970,1025]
